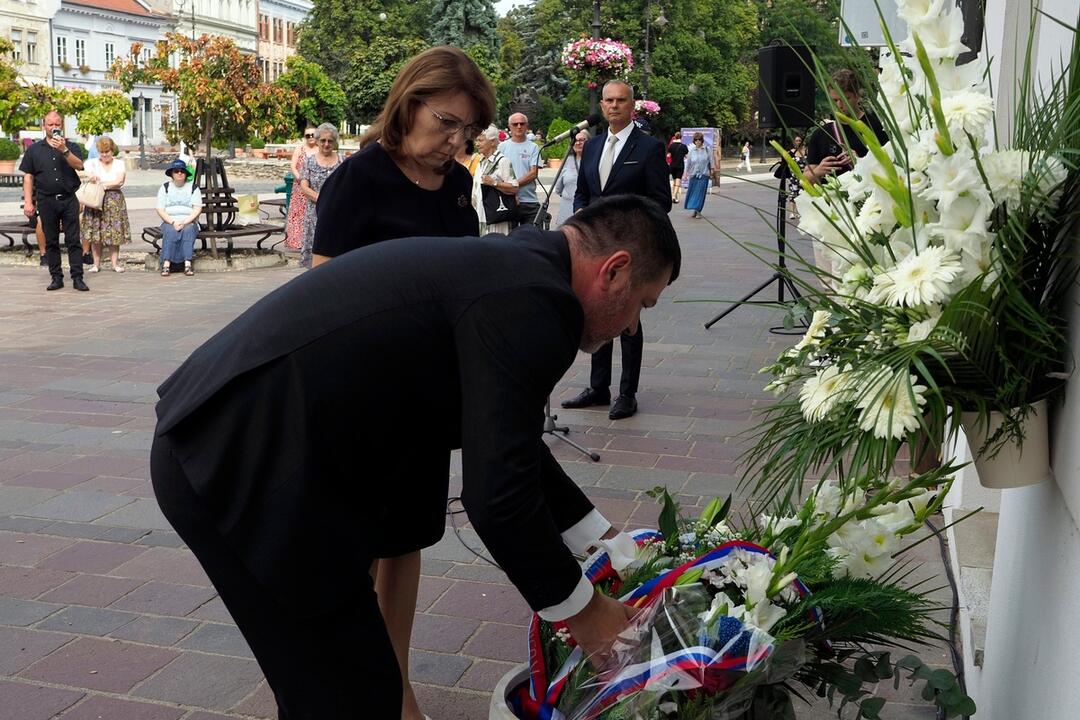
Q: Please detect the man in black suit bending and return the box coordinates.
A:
[150,194,680,719]
[563,80,672,420]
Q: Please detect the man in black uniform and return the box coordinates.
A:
[20,110,87,291]
[564,80,672,420]
[151,194,680,719]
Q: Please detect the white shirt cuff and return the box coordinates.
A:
[560,509,612,556]
[537,573,594,622]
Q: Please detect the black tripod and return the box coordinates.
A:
[532,140,601,463]
[704,161,803,330]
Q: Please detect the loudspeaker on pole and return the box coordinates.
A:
[757,44,816,130]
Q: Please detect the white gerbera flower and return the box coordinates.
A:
[794,310,831,350]
[855,368,928,440]
[941,90,995,136]
[799,364,853,423]
[868,246,964,307]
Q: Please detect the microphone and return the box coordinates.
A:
[541,114,603,147]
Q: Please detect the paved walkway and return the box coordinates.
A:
[0,179,947,718]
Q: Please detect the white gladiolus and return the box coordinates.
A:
[794,310,831,350]
[924,147,985,211]
[812,481,843,516]
[980,149,1026,209]
[760,514,801,535]
[896,0,947,27]
[905,310,941,343]
[902,11,966,60]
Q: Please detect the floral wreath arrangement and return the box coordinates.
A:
[749,0,1079,499]
[561,37,635,89]
[635,100,662,117]
[510,480,974,719]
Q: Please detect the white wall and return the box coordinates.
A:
[976,1,1080,718]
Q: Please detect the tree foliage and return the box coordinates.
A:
[111,33,296,152]
[275,55,347,135]
[428,0,500,53]
[343,35,429,124]
[61,89,134,135]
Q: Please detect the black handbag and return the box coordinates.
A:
[480,153,516,224]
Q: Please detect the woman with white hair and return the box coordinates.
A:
[471,125,517,235]
[298,122,342,268]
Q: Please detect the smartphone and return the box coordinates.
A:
[51,128,63,138]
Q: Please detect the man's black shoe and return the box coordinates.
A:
[561,387,610,409]
[609,394,638,420]
[72,278,89,291]
[39,255,48,267]
[82,252,93,265]
[46,278,64,291]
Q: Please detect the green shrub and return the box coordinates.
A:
[541,118,573,161]
[0,137,21,161]
[249,137,266,149]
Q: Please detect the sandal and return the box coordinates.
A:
[161,265,171,277]
[87,265,100,273]
[113,265,125,273]
[184,263,194,277]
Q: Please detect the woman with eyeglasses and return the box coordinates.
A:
[297,124,343,268]
[684,132,713,219]
[307,45,495,720]
[284,125,318,253]
[310,46,495,268]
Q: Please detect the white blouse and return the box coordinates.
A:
[85,158,126,188]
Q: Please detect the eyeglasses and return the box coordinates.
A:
[304,133,315,138]
[422,101,476,138]
[317,138,335,144]
[509,122,527,127]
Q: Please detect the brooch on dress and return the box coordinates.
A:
[457,195,469,207]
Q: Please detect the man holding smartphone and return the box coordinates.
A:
[20,110,87,291]
[804,69,888,185]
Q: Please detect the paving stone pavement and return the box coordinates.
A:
[0,181,950,719]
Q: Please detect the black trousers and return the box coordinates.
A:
[37,193,82,281]
[150,435,402,719]
[590,324,643,397]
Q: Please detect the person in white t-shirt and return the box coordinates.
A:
[80,137,131,273]
[156,160,203,277]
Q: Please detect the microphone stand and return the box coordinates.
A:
[532,135,579,229]
[531,137,600,462]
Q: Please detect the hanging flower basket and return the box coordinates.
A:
[561,37,634,89]
[634,100,661,117]
[961,400,1052,489]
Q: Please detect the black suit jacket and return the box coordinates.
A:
[574,125,672,213]
[155,227,594,611]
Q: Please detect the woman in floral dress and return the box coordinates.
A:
[81,137,131,273]
[298,123,343,268]
[284,125,318,252]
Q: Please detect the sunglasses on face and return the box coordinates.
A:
[304,133,315,138]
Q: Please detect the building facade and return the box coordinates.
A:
[256,0,309,83]
[153,0,257,54]
[945,1,1080,718]
[51,0,175,145]
[1,0,60,86]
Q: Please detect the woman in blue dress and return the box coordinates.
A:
[684,132,713,219]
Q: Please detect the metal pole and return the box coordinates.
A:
[590,0,601,116]
[138,93,146,170]
[642,0,650,99]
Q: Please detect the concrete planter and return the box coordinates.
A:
[962,399,1052,489]
[489,663,529,720]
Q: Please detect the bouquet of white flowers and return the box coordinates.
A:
[749,0,1079,499]
[509,474,975,719]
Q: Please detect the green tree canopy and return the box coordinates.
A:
[343,35,429,124]
[275,55,347,135]
[428,0,500,53]
[111,33,296,153]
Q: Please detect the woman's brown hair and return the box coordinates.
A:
[95,136,119,155]
[831,68,861,96]
[361,46,495,153]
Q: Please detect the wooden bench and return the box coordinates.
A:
[143,168,287,259]
[0,219,37,256]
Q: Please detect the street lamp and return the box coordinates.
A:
[138,92,146,170]
[641,2,667,100]
[590,0,601,116]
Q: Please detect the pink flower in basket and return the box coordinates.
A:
[634,100,661,116]
[561,37,634,85]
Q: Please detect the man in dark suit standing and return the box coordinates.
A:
[562,80,672,420]
[150,195,680,719]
